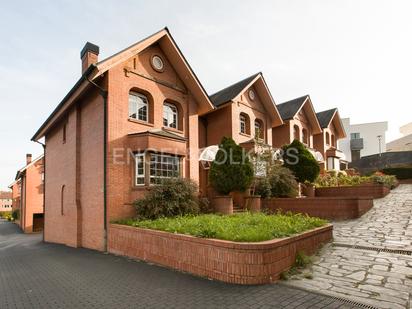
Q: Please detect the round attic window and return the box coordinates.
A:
[248,89,255,100]
[151,55,164,72]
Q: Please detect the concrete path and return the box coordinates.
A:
[285,184,412,309]
[0,219,361,309]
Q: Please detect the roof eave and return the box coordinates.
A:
[31,65,97,141]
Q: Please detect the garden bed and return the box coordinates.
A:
[315,183,390,199]
[108,213,332,285]
[262,197,373,220]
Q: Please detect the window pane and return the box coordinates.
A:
[129,93,148,121]
[135,154,145,185]
[150,153,179,183]
[163,103,178,128]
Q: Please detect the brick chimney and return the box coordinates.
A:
[80,42,99,74]
[26,154,32,165]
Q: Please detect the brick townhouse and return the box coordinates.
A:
[9,154,44,233]
[314,108,347,171]
[31,28,347,251]
[0,191,12,212]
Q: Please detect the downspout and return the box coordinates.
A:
[34,140,46,242]
[85,76,108,251]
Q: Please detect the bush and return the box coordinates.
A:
[369,174,397,188]
[0,211,11,219]
[282,140,320,183]
[254,177,272,198]
[268,165,299,198]
[209,137,254,195]
[12,209,19,220]
[133,178,201,220]
[382,167,412,180]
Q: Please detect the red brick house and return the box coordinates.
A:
[314,108,347,170]
[32,28,215,250]
[9,154,44,233]
[272,95,323,152]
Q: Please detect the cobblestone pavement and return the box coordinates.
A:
[285,184,412,309]
[0,219,361,309]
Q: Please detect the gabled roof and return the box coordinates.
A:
[277,95,309,121]
[210,73,260,107]
[316,108,346,139]
[32,27,214,141]
[277,95,322,134]
[209,73,283,127]
[316,108,337,128]
[15,155,44,180]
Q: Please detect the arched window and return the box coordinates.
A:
[331,134,336,147]
[129,92,148,122]
[239,113,250,135]
[326,132,330,145]
[163,102,178,129]
[61,185,65,216]
[254,119,264,139]
[302,128,308,145]
[293,125,300,141]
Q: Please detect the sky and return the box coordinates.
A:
[0,0,411,189]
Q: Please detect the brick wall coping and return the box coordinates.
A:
[110,223,333,250]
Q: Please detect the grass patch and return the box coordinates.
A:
[116,212,327,242]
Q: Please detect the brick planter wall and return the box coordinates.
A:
[315,184,390,199]
[108,223,332,285]
[262,197,373,220]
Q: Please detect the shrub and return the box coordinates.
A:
[209,137,254,195]
[12,209,19,220]
[0,211,11,219]
[268,165,299,198]
[382,167,412,180]
[133,178,201,220]
[282,140,320,183]
[254,177,272,198]
[369,174,397,188]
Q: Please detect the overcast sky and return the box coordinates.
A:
[0,0,411,189]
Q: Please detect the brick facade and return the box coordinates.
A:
[108,223,332,285]
[263,196,374,220]
[11,155,44,233]
[315,183,390,199]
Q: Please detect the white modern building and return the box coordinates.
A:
[339,118,388,162]
[386,122,412,152]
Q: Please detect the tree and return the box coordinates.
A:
[282,140,320,183]
[209,137,254,195]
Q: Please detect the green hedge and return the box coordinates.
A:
[382,167,412,180]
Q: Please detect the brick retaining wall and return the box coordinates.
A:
[108,223,333,285]
[262,197,373,220]
[315,184,390,199]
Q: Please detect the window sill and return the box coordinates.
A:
[131,185,149,191]
[239,132,251,137]
[162,126,184,135]
[128,118,154,127]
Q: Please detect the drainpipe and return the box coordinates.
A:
[85,76,108,251]
[34,140,46,242]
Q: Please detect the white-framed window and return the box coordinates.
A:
[135,153,145,186]
[150,153,179,184]
[163,103,178,129]
[254,119,264,139]
[240,114,246,134]
[129,92,148,122]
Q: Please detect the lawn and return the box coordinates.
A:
[116,212,328,242]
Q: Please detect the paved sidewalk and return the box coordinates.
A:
[285,184,412,309]
[0,219,360,309]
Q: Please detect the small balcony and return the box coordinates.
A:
[350,138,364,150]
[326,148,345,159]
